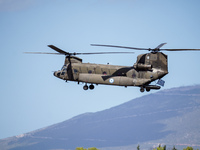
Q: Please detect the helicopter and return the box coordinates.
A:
[26,43,200,92]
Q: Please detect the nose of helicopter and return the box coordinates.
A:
[53,71,57,76]
[53,71,60,78]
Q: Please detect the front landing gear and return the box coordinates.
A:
[89,84,94,90]
[83,84,88,90]
[83,84,95,90]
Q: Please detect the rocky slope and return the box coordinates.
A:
[0,85,200,150]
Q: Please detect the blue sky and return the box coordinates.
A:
[0,0,200,139]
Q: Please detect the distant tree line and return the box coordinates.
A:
[76,147,99,150]
[76,145,199,150]
[137,144,199,150]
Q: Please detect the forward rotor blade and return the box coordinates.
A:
[24,51,134,56]
[24,52,62,55]
[91,44,149,50]
[160,48,200,51]
[48,45,69,55]
[75,52,134,55]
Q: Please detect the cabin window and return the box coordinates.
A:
[61,72,65,75]
[74,69,78,73]
[132,73,136,78]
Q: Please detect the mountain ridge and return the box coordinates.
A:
[1,85,200,150]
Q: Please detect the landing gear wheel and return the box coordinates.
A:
[83,85,88,90]
[140,87,145,92]
[89,84,94,90]
[146,88,150,92]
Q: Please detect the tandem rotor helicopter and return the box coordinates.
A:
[26,43,200,92]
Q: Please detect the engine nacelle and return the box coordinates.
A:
[133,63,152,70]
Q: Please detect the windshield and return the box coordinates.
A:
[61,65,67,71]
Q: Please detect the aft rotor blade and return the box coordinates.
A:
[48,45,69,55]
[155,43,167,49]
[92,44,200,52]
[91,44,149,50]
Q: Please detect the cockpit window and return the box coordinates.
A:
[74,69,78,73]
[61,65,67,71]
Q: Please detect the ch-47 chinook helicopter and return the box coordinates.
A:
[26,43,200,92]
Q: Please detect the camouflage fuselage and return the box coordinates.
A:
[54,52,168,88]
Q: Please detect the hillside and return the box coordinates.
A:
[0,85,200,150]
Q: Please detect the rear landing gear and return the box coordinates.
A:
[140,87,150,92]
[140,87,145,92]
[140,85,160,92]
[146,88,150,92]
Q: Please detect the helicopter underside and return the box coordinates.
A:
[53,65,167,92]
[78,73,163,92]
